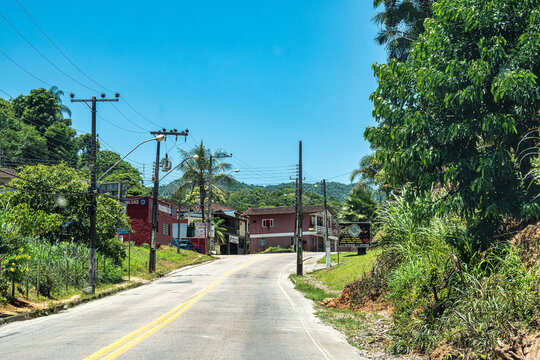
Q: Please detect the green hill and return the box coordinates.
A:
[160,178,356,203]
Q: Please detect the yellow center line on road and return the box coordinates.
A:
[83,256,262,360]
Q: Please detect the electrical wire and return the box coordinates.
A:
[0,11,98,92]
[111,103,150,132]
[97,113,147,135]
[14,0,115,94]
[0,88,12,98]
[0,48,52,87]
[120,97,164,129]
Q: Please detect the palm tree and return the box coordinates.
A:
[174,142,233,222]
[340,186,377,222]
[372,0,433,61]
[49,85,72,118]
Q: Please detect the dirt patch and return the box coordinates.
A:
[494,331,540,360]
[511,222,540,265]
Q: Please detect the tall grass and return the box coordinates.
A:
[355,193,540,356]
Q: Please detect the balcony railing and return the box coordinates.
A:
[315,225,338,236]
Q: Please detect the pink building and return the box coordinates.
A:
[244,205,339,253]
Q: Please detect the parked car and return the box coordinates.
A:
[179,240,195,251]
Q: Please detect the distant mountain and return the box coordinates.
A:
[160,178,356,203]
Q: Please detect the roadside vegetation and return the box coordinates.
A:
[260,246,294,254]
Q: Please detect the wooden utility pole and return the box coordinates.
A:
[206,155,213,255]
[323,179,331,269]
[149,129,188,273]
[71,93,119,294]
[297,141,303,276]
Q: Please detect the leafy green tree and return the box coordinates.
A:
[1,88,77,166]
[174,142,233,218]
[48,85,71,118]
[340,186,377,222]
[373,0,433,61]
[365,0,540,246]
[4,163,129,263]
[97,150,146,196]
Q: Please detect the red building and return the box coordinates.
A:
[244,205,339,253]
[126,196,178,247]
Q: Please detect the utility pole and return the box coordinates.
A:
[297,141,303,276]
[149,129,189,273]
[206,152,232,255]
[206,154,213,255]
[323,179,331,269]
[293,177,298,251]
[71,93,119,294]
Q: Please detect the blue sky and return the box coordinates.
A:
[0,0,386,186]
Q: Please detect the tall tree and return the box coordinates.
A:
[373,0,433,61]
[365,0,540,246]
[174,142,233,218]
[340,186,377,222]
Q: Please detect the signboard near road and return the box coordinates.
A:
[338,222,371,247]
[116,228,130,235]
[229,235,239,244]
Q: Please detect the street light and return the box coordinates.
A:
[83,135,163,294]
[98,135,164,182]
[206,153,233,254]
[314,181,330,269]
[209,168,239,255]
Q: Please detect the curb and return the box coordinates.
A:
[0,257,215,328]
[0,281,145,327]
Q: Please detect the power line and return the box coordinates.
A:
[0,88,12,98]
[0,48,52,87]
[96,113,147,134]
[121,97,163,129]
[0,11,98,92]
[14,0,115,94]
[111,103,150,132]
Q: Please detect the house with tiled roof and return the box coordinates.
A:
[243,205,339,253]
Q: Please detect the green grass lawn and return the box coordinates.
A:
[312,248,381,291]
[123,245,213,280]
[316,252,357,264]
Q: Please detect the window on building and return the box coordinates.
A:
[310,215,316,227]
[312,238,316,247]
[163,223,169,235]
[259,238,267,247]
[262,219,274,228]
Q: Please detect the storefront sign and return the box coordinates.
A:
[229,235,239,244]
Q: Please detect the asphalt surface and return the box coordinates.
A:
[0,253,362,360]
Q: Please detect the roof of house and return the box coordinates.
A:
[243,205,335,216]
[179,203,234,213]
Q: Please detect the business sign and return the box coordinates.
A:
[195,223,206,238]
[116,227,130,235]
[229,235,239,244]
[126,198,146,205]
[338,222,371,247]
[158,204,173,215]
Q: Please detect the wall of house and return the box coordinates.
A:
[248,211,345,253]
[127,197,178,247]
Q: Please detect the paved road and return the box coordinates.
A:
[0,253,361,360]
